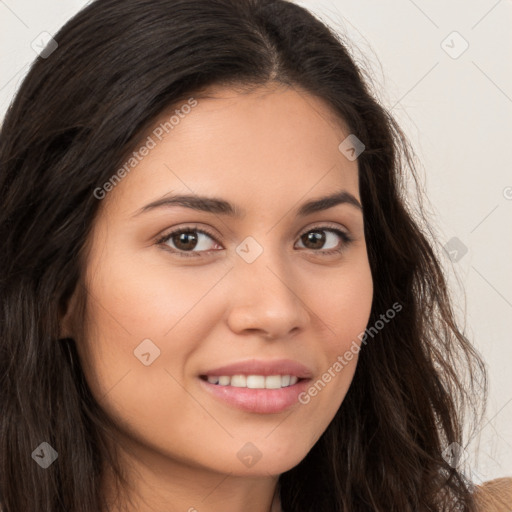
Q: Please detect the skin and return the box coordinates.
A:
[60,83,374,512]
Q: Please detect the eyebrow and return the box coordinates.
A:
[132,189,362,218]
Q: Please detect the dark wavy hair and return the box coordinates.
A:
[0,0,488,510]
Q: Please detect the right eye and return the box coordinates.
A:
[156,225,222,257]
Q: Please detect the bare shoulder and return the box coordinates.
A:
[473,477,512,511]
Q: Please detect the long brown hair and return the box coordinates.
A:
[0,0,487,510]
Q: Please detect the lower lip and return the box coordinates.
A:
[198,377,311,414]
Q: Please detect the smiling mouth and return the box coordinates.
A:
[198,373,312,414]
[199,374,306,389]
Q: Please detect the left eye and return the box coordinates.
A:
[157,225,353,257]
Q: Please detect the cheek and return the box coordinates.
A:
[77,247,234,408]
[296,256,372,423]
[319,254,374,347]
[76,257,220,457]
[85,245,231,342]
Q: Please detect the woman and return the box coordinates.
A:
[0,0,509,510]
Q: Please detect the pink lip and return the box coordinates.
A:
[199,358,314,379]
[198,376,311,414]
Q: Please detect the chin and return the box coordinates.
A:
[211,441,312,477]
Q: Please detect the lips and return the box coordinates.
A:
[198,373,312,414]
[198,358,314,413]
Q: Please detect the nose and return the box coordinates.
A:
[225,250,311,340]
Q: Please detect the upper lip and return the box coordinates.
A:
[200,359,314,379]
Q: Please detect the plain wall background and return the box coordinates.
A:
[1,0,511,483]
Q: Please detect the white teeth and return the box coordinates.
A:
[246,375,265,388]
[204,374,300,389]
[230,375,246,387]
[265,375,282,389]
[218,376,230,386]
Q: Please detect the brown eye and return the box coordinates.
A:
[157,226,220,257]
[301,230,326,249]
[170,231,200,251]
[296,227,353,254]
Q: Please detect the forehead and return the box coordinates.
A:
[102,84,359,217]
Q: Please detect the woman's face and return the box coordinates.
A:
[62,84,373,481]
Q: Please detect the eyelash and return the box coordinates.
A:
[156,224,354,258]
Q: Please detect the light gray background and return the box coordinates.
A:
[1,0,511,483]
